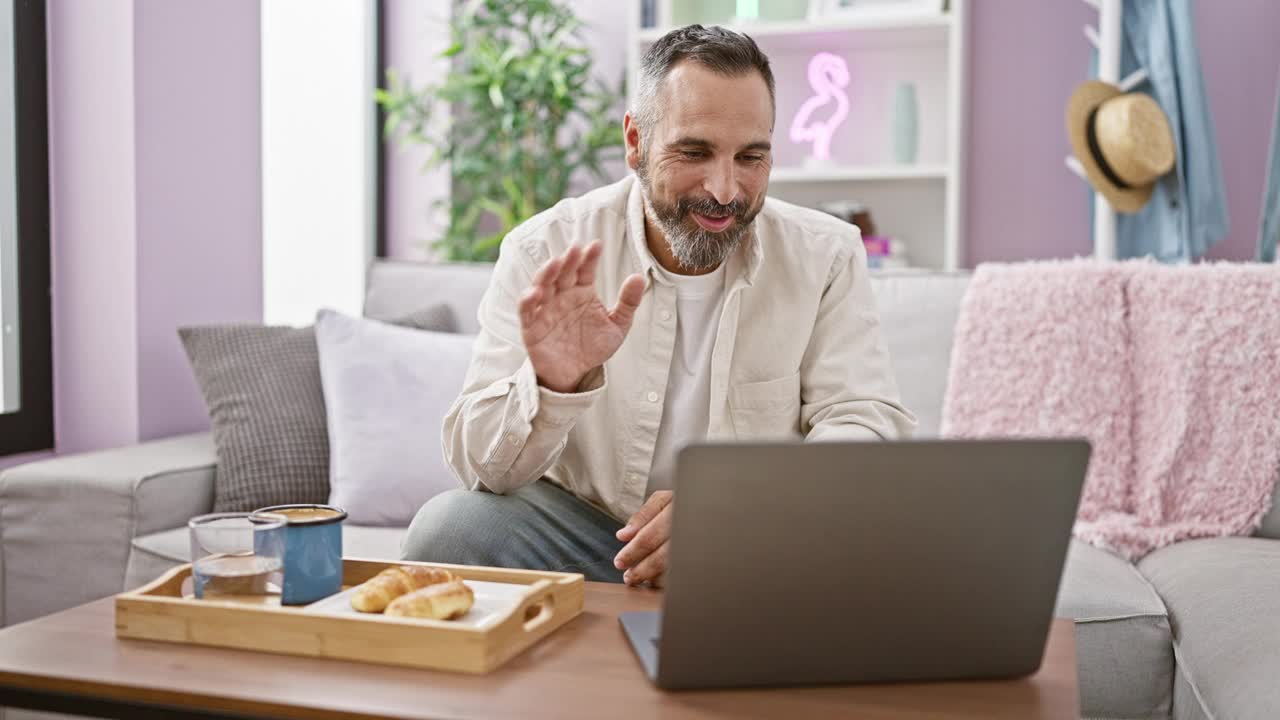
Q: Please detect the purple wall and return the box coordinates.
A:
[964,0,1280,265]
[962,0,1093,265]
[382,0,449,261]
[1197,0,1280,261]
[37,0,263,457]
[133,0,263,441]
[47,0,140,453]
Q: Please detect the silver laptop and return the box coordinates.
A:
[620,439,1090,690]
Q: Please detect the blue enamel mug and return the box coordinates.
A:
[252,504,346,605]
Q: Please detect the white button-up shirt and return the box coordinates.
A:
[442,176,915,521]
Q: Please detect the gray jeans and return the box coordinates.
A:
[400,480,626,582]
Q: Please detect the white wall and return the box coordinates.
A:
[261,0,376,325]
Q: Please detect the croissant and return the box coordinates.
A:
[384,580,475,620]
[350,566,457,613]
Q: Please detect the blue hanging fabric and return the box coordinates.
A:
[1099,0,1230,261]
[1260,75,1280,262]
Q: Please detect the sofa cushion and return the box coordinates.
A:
[867,272,969,437]
[315,310,473,525]
[1254,479,1280,539]
[1137,538,1280,720]
[126,524,411,591]
[365,261,494,335]
[1055,539,1174,720]
[1172,670,1211,720]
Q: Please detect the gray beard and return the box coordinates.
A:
[645,198,744,272]
[636,163,755,273]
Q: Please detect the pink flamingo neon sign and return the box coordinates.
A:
[789,52,850,162]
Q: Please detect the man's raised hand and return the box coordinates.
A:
[519,241,645,394]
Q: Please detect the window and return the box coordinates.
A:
[0,0,52,456]
[261,0,376,326]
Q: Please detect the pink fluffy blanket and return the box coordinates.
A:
[941,259,1280,560]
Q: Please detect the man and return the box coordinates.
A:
[402,25,914,586]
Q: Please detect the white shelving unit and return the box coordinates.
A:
[769,164,949,183]
[636,12,952,47]
[628,1,968,271]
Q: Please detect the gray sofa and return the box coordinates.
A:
[2,260,1278,720]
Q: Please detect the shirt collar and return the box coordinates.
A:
[624,175,763,290]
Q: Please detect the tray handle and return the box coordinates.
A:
[121,562,192,598]
[514,579,556,633]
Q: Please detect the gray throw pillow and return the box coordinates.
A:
[391,304,458,334]
[180,305,455,513]
[180,326,328,512]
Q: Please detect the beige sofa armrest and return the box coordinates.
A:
[0,433,216,626]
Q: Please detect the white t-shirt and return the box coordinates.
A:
[645,260,728,496]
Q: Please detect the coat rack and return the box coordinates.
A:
[1065,0,1149,261]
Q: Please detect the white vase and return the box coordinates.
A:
[892,82,919,165]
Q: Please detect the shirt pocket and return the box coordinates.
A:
[728,372,803,440]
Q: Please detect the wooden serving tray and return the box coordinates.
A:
[115,558,584,674]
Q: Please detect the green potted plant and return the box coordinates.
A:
[377,0,625,262]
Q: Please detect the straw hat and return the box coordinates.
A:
[1066,80,1175,213]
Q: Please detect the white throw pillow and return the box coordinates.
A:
[314,309,475,526]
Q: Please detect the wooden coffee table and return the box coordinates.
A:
[0,581,1078,719]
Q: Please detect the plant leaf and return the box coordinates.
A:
[381,0,625,261]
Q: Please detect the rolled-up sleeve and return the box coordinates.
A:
[442,238,606,494]
[800,237,917,442]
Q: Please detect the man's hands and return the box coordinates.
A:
[520,241,646,394]
[614,490,673,587]
[522,240,663,585]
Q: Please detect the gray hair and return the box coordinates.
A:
[631,25,775,145]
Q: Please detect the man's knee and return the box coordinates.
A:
[400,488,511,563]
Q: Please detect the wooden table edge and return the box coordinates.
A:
[0,667,383,720]
[0,592,1079,720]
